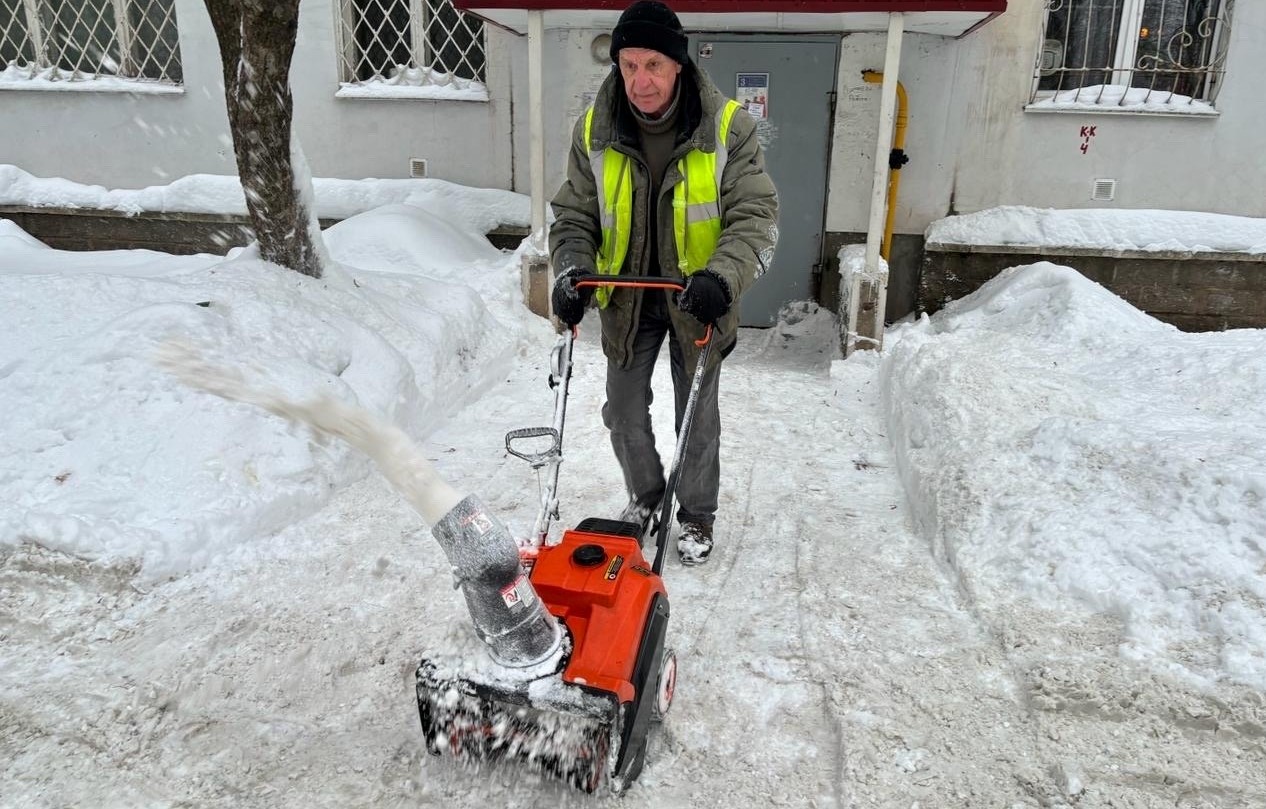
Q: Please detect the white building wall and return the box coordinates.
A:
[506,26,616,203]
[944,1,1265,220]
[0,0,233,186]
[825,30,966,235]
[291,0,515,186]
[824,2,1266,237]
[0,0,519,190]
[3,4,1261,232]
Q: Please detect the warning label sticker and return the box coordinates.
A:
[462,510,494,535]
[500,574,533,608]
[605,555,624,581]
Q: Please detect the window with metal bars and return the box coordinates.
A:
[1031,0,1234,111]
[335,0,486,91]
[0,0,181,85]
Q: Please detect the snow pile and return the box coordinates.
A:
[1028,84,1218,114]
[881,261,1266,688]
[837,243,888,282]
[836,244,889,350]
[0,202,523,578]
[0,217,223,276]
[0,164,530,232]
[1,217,49,249]
[926,205,1266,254]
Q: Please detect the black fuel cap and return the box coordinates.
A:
[572,543,606,566]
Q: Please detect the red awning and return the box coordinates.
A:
[453,0,1006,37]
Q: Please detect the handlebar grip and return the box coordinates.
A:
[573,273,685,293]
[505,427,560,466]
[573,274,715,345]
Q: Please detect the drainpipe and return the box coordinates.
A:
[855,12,905,354]
[862,70,909,263]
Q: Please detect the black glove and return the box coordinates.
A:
[675,271,731,324]
[551,260,593,327]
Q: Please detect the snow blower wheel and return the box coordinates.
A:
[653,649,677,721]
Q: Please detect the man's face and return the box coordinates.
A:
[618,47,682,117]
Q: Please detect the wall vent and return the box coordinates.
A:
[1092,178,1117,202]
[410,158,428,179]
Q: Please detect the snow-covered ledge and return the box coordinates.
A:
[0,165,528,226]
[0,66,184,94]
[922,207,1266,332]
[926,206,1266,259]
[0,164,532,254]
[1024,85,1220,118]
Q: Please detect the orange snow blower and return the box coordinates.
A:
[416,276,711,793]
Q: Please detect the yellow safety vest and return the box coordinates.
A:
[584,99,742,307]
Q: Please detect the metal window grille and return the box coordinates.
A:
[1032,0,1234,107]
[335,0,486,86]
[0,0,181,83]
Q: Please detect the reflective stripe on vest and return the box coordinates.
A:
[584,99,742,308]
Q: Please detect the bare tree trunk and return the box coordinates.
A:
[204,0,324,278]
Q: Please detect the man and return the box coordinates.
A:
[549,0,778,566]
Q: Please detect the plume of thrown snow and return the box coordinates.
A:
[155,339,462,526]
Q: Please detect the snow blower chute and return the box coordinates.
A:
[416,275,712,794]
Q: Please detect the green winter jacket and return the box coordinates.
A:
[549,61,779,372]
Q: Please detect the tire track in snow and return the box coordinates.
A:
[675,461,753,659]
[711,325,1054,807]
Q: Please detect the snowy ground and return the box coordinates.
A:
[2,189,1265,808]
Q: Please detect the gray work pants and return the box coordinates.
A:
[601,294,721,527]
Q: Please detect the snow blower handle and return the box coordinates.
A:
[574,274,716,346]
[574,274,713,574]
[506,427,560,467]
[575,273,685,293]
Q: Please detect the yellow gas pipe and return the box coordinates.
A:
[862,70,908,262]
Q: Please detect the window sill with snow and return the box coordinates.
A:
[1025,85,1219,118]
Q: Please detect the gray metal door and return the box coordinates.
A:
[689,34,837,327]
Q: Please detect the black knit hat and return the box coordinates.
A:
[609,1,689,66]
